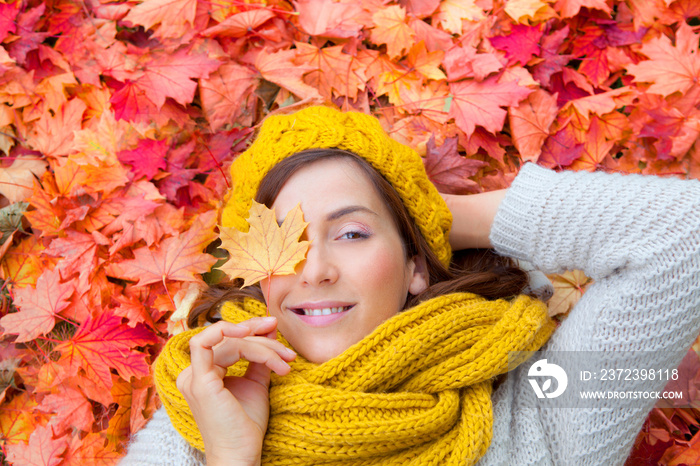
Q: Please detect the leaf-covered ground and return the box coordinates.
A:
[0,0,699,463]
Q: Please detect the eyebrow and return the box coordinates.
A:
[276,205,378,225]
[325,205,378,222]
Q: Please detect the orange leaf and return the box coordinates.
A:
[406,41,446,81]
[38,385,94,433]
[63,432,121,465]
[218,200,309,288]
[505,0,552,22]
[567,87,637,120]
[293,0,364,38]
[199,61,257,131]
[256,48,323,102]
[0,156,47,203]
[4,424,68,466]
[294,43,367,101]
[122,0,197,39]
[202,9,276,38]
[370,5,415,59]
[433,0,484,35]
[0,268,74,342]
[0,235,47,288]
[509,89,559,163]
[112,210,218,286]
[665,429,700,466]
[570,116,616,171]
[0,391,40,446]
[27,98,86,157]
[626,23,700,97]
[554,0,611,18]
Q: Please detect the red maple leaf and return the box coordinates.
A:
[38,385,94,433]
[532,26,571,88]
[490,24,543,66]
[44,231,98,283]
[54,312,158,393]
[117,138,169,180]
[0,2,19,43]
[5,3,49,65]
[0,269,74,342]
[448,77,532,135]
[423,135,485,194]
[109,79,160,123]
[538,124,585,169]
[199,61,257,131]
[134,49,220,108]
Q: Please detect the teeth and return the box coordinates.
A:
[300,306,347,316]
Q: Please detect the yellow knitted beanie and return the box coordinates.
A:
[221,106,453,267]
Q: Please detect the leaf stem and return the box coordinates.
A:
[266,274,271,318]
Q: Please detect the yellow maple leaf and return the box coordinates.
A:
[546,270,593,317]
[504,0,555,23]
[218,201,310,288]
[433,0,484,35]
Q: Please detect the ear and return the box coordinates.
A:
[407,254,429,295]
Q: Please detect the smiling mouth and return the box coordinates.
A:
[290,305,354,316]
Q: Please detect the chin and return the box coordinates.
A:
[300,344,346,364]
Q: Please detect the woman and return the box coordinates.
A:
[121,106,700,465]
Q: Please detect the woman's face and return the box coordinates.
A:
[262,158,428,364]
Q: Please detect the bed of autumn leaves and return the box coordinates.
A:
[0,0,699,463]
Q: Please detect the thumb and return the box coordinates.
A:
[244,361,272,388]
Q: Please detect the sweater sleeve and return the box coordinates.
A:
[119,407,204,466]
[479,163,700,466]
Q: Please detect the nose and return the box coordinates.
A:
[298,242,338,286]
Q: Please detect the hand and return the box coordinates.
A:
[176,317,296,466]
[441,190,507,250]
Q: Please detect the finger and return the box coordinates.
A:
[210,337,295,373]
[212,335,295,365]
[189,321,251,380]
[232,316,278,336]
[244,361,273,387]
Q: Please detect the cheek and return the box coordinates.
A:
[260,275,293,310]
[356,247,408,301]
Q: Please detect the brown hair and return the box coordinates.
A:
[188,149,529,328]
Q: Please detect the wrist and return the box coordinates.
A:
[206,454,260,466]
[446,189,506,250]
[205,444,261,466]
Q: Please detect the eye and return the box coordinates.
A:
[338,230,369,240]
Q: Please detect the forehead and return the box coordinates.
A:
[271,158,384,217]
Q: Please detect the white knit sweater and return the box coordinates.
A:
[120,163,700,465]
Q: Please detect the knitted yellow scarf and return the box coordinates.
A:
[155,292,555,465]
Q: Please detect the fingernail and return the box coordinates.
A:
[261,316,276,323]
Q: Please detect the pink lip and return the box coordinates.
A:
[286,302,354,328]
